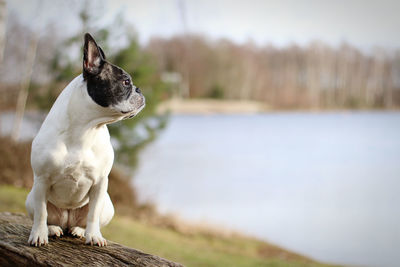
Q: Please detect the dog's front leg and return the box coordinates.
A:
[28,179,49,246]
[85,177,108,246]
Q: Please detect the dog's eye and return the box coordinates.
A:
[123,79,130,86]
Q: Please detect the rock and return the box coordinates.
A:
[0,212,184,267]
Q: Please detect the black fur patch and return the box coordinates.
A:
[84,62,134,107]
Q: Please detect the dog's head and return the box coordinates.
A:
[83,33,145,119]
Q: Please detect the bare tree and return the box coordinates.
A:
[0,0,6,65]
[11,34,38,141]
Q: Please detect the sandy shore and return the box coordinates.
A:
[157,98,269,115]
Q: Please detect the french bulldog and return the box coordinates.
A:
[25,33,145,246]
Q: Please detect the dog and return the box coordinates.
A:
[25,33,145,246]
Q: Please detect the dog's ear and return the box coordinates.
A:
[98,46,106,60]
[83,33,104,75]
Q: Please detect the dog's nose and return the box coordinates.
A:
[135,87,141,94]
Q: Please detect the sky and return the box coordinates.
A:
[7,0,400,50]
[107,0,400,50]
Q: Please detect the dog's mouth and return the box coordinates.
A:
[126,113,136,119]
[122,102,146,119]
[120,98,146,114]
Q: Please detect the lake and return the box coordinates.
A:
[133,112,400,267]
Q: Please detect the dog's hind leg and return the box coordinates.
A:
[70,226,85,238]
[47,201,67,237]
[68,193,114,238]
[67,202,88,237]
[68,205,87,238]
[25,190,34,220]
[100,193,114,227]
[48,225,63,237]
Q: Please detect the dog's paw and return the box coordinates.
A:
[48,225,63,237]
[28,225,49,246]
[70,226,85,238]
[85,231,107,247]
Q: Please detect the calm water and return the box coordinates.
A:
[133,112,400,267]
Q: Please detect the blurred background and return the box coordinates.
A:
[0,0,399,266]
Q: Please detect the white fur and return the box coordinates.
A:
[26,74,126,246]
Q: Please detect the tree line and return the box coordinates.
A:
[148,35,400,109]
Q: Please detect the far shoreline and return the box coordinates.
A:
[157,98,400,115]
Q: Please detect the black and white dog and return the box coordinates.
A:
[26,33,145,246]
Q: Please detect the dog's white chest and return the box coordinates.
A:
[46,148,100,209]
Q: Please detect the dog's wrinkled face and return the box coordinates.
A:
[82,33,145,118]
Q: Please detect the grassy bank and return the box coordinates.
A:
[0,185,336,267]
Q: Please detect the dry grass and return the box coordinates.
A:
[0,137,33,188]
[0,85,20,111]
